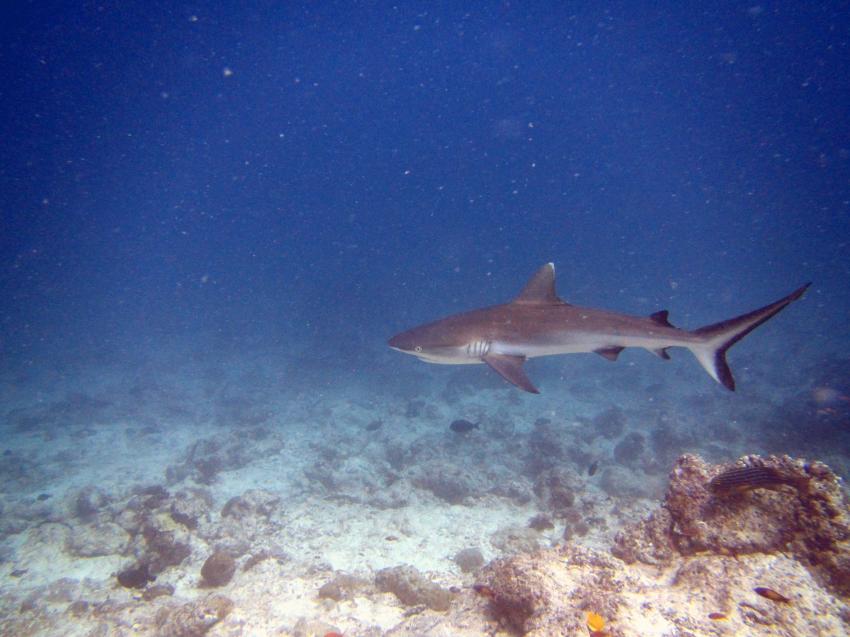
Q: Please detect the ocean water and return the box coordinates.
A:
[1,3,849,636]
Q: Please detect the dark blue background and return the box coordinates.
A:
[1,1,847,387]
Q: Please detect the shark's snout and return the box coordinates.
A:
[387,332,411,351]
[389,329,429,355]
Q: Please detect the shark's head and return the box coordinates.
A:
[388,319,472,364]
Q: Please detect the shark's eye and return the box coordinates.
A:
[414,346,422,352]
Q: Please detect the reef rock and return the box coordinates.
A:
[73,485,110,520]
[490,525,544,556]
[598,464,659,499]
[477,545,621,636]
[154,593,233,637]
[125,519,191,576]
[453,547,485,573]
[532,467,578,515]
[375,564,454,611]
[116,562,155,589]
[200,550,236,587]
[463,542,848,637]
[613,453,850,595]
[204,488,283,557]
[220,489,280,521]
[412,464,478,504]
[166,434,262,485]
[66,521,129,557]
[318,572,370,601]
[170,488,213,530]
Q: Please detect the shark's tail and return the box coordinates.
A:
[688,283,811,391]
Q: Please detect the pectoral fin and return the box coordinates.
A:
[483,354,539,394]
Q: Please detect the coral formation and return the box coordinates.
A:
[476,545,619,636]
[614,453,850,595]
[200,550,236,587]
[170,488,213,530]
[117,562,155,589]
[613,431,645,466]
[412,464,478,504]
[318,572,369,601]
[136,522,192,575]
[528,513,555,531]
[453,547,485,573]
[74,485,110,519]
[374,564,454,611]
[490,525,544,555]
[165,432,281,485]
[533,467,577,515]
[154,593,233,637]
[66,521,129,557]
[592,406,626,440]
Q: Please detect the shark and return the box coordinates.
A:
[388,263,810,394]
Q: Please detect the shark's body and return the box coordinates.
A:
[388,263,810,393]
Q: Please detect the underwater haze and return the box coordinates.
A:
[1,2,849,636]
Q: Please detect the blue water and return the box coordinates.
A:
[3,2,847,362]
[1,2,849,634]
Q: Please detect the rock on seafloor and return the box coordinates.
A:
[201,550,236,587]
[155,593,233,637]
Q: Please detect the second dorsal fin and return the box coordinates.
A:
[650,310,674,328]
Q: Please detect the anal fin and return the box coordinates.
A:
[594,346,624,361]
[483,354,539,394]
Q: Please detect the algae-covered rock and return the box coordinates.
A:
[477,545,620,636]
[200,551,236,587]
[66,522,129,557]
[532,467,577,515]
[138,523,191,575]
[375,565,453,611]
[170,488,213,530]
[155,594,233,637]
[611,507,674,565]
[412,464,478,504]
[116,562,155,589]
[490,525,543,556]
[220,489,280,520]
[290,618,346,637]
[453,547,485,573]
[613,453,850,595]
[73,486,109,520]
[318,572,369,601]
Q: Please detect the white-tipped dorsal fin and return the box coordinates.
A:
[514,262,567,305]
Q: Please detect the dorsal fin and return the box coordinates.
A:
[650,310,674,328]
[513,263,567,305]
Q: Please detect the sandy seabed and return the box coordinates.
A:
[1,336,848,636]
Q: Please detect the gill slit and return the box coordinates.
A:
[466,340,492,358]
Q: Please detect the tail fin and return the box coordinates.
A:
[689,283,811,391]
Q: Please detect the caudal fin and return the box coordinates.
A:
[689,283,811,391]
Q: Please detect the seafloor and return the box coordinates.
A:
[1,331,849,636]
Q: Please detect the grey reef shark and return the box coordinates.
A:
[388,263,810,394]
